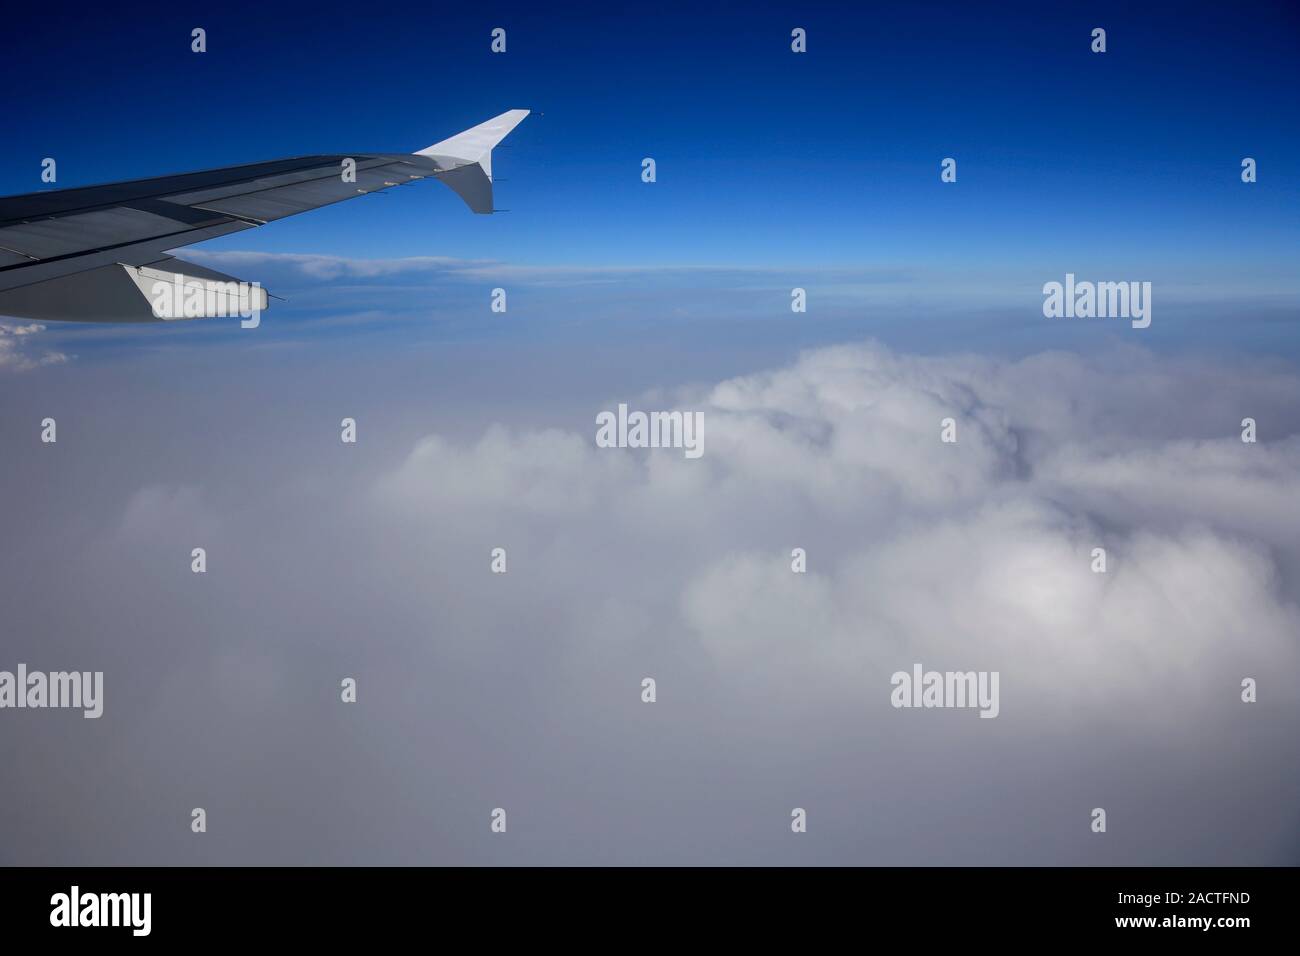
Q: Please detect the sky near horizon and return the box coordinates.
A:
[1,2,1298,866]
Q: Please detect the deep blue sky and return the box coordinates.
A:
[1,0,1296,357]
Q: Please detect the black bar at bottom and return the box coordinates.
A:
[0,866,1285,941]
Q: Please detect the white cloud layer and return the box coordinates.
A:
[376,342,1300,719]
[2,339,1297,864]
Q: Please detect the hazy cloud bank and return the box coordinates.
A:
[1,339,1297,865]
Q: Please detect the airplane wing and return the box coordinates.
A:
[0,109,529,323]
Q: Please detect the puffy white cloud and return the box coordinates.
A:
[0,321,67,371]
[367,340,1300,725]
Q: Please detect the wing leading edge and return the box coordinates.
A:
[0,109,529,323]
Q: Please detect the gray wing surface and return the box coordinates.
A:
[0,109,528,322]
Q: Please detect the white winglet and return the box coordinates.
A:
[417,109,530,213]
